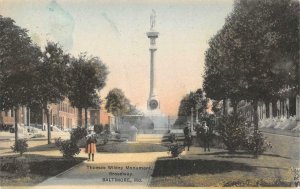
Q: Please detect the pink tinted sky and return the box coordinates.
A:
[0,0,234,116]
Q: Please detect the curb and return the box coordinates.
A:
[37,159,86,186]
[55,160,85,178]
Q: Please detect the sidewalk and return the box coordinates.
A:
[36,151,168,189]
[260,127,300,137]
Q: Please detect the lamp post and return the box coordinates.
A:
[190,107,194,133]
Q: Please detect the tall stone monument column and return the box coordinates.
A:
[143,10,169,134]
[147,10,160,111]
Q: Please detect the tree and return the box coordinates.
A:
[105,88,131,130]
[84,93,101,128]
[0,16,41,144]
[33,42,70,144]
[68,53,108,128]
[175,89,207,127]
[203,0,299,130]
[229,0,298,129]
[211,100,223,117]
[203,31,230,103]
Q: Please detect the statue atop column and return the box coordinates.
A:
[150,9,156,31]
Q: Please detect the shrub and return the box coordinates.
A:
[54,137,62,147]
[104,124,110,133]
[70,127,87,143]
[116,134,121,140]
[168,143,184,158]
[244,129,272,157]
[168,133,176,143]
[55,138,80,158]
[94,124,104,134]
[216,114,248,153]
[11,139,28,156]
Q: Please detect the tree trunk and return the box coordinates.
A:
[272,100,277,118]
[14,107,19,145]
[116,115,119,131]
[252,100,259,131]
[44,107,51,144]
[223,98,226,116]
[0,111,3,127]
[84,108,88,129]
[77,108,82,127]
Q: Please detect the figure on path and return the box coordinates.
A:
[202,121,210,152]
[86,135,97,161]
[183,122,192,151]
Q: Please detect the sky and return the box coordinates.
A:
[0,0,234,116]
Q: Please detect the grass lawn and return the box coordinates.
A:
[96,141,168,153]
[0,136,89,186]
[0,140,168,185]
[150,147,297,187]
[0,154,85,186]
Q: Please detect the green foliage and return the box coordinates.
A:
[11,139,28,156]
[105,88,131,116]
[244,130,272,157]
[55,138,80,158]
[175,89,207,126]
[217,114,272,156]
[168,133,176,143]
[32,42,70,144]
[204,0,299,102]
[94,124,104,134]
[168,143,184,158]
[203,0,300,131]
[33,42,70,109]
[212,100,223,116]
[216,114,248,153]
[0,15,41,127]
[70,127,87,143]
[68,53,108,127]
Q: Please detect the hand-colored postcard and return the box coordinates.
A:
[0,0,299,188]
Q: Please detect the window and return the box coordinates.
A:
[53,115,57,126]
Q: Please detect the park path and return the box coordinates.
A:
[36,151,168,189]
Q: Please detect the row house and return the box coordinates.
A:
[0,99,115,132]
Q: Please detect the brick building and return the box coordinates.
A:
[89,103,115,129]
[0,98,115,132]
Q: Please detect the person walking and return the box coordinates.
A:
[202,122,210,152]
[86,135,97,161]
[183,122,192,151]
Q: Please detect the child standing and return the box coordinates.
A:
[86,135,97,161]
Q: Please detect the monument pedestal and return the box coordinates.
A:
[144,110,169,134]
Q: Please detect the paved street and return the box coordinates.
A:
[36,151,167,189]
